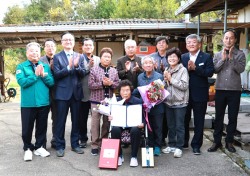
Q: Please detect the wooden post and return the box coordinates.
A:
[0,48,5,98]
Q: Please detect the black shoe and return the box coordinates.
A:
[207,143,222,152]
[72,147,84,154]
[193,148,201,155]
[161,141,167,147]
[91,148,99,156]
[183,144,189,149]
[79,141,87,148]
[122,143,130,148]
[51,138,56,149]
[56,149,65,157]
[225,143,236,153]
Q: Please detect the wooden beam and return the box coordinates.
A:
[191,0,222,17]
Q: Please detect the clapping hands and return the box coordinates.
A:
[125,61,140,72]
[68,54,80,68]
[164,70,171,86]
[103,76,113,86]
[188,60,196,71]
[222,46,234,61]
[35,64,46,77]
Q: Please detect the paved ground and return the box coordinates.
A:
[0,101,249,176]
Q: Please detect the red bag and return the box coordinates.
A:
[98,138,120,169]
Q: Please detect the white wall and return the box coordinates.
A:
[238,4,250,22]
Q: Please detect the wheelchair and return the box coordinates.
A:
[0,78,16,102]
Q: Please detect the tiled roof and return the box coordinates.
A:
[2,19,182,27]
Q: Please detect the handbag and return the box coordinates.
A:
[121,129,131,144]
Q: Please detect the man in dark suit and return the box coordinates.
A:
[53,32,88,157]
[181,34,214,155]
[40,39,57,148]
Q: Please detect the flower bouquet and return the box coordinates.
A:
[138,79,169,110]
[138,79,169,131]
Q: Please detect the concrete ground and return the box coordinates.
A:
[0,101,249,176]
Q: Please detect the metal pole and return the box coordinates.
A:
[197,15,200,36]
[224,0,228,32]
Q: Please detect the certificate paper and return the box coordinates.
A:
[111,104,142,127]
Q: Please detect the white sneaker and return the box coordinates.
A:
[174,149,182,158]
[34,147,50,157]
[24,149,32,161]
[162,147,176,154]
[118,156,124,166]
[130,157,138,167]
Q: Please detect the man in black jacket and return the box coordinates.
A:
[116,39,143,89]
[40,39,57,148]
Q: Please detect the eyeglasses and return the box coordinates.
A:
[62,39,74,42]
[45,44,56,48]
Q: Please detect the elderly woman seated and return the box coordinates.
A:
[108,80,144,167]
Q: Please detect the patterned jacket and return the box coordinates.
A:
[164,63,189,107]
[89,64,120,103]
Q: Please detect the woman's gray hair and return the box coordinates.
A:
[26,42,41,50]
[141,56,155,65]
[185,34,202,43]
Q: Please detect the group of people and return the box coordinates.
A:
[16,30,246,167]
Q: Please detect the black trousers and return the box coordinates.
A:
[162,112,168,142]
[50,98,57,139]
[55,96,81,150]
[148,113,164,148]
[21,106,50,151]
[213,90,241,144]
[79,101,91,142]
[111,126,141,158]
[184,99,207,149]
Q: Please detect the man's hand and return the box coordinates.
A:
[160,60,164,72]
[132,62,140,72]
[188,60,196,70]
[50,59,54,70]
[73,55,80,67]
[125,61,131,72]
[228,46,234,60]
[89,57,94,67]
[35,65,41,76]
[222,48,228,61]
[68,56,73,69]
[35,64,44,77]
